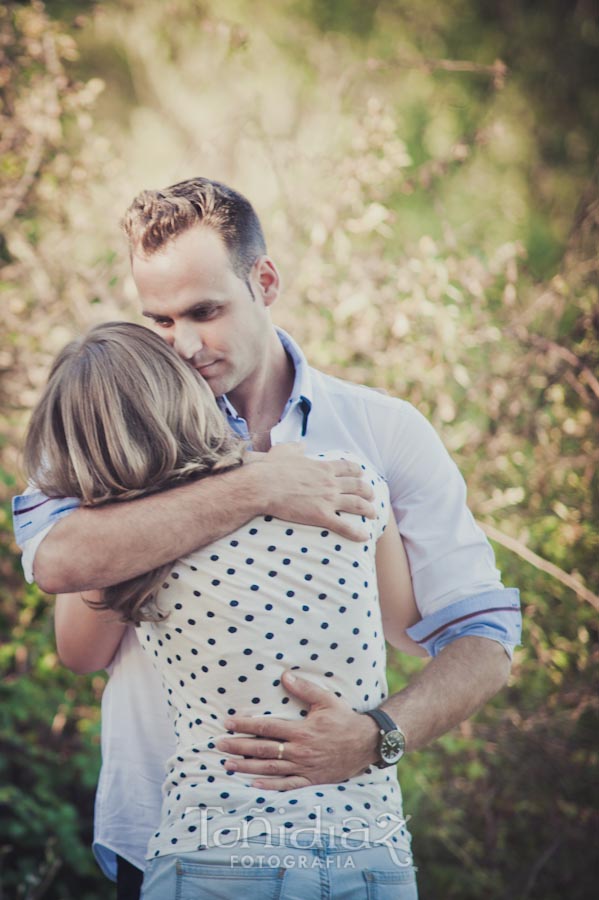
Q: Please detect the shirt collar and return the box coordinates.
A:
[216,328,314,434]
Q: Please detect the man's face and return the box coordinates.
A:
[132,225,276,402]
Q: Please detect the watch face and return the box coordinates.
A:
[380,728,405,764]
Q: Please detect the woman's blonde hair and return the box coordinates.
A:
[24,321,246,624]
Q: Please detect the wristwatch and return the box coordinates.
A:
[363,708,406,768]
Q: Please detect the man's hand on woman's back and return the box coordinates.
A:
[250,443,375,542]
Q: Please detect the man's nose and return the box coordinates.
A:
[173,325,203,361]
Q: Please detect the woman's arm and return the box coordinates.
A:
[54,591,127,674]
[376,510,428,657]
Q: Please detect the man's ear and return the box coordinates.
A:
[252,256,280,307]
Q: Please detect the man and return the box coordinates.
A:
[13,178,521,898]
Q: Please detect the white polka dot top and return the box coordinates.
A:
[138,453,411,859]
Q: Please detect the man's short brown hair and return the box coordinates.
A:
[122,177,267,281]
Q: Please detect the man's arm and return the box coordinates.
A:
[214,639,510,790]
[30,445,375,594]
[215,495,512,788]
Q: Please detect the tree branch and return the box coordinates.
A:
[366,55,507,89]
[0,132,45,231]
[479,521,599,613]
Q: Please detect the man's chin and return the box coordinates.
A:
[198,366,246,402]
[203,373,230,399]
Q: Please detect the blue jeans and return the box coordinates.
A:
[140,834,418,899]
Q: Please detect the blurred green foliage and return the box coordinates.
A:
[1,1,597,897]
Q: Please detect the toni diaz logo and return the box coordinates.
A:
[183,804,413,866]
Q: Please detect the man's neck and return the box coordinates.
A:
[227,329,295,447]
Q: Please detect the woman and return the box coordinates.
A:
[26,322,423,899]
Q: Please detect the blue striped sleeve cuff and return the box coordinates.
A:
[406,588,522,658]
[12,491,81,549]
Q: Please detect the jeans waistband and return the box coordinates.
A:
[242,832,406,853]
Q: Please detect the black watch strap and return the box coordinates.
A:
[363,708,397,734]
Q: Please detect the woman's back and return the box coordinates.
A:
[138,455,411,861]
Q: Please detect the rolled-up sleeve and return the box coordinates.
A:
[374,400,522,657]
[12,488,80,583]
[406,589,522,658]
